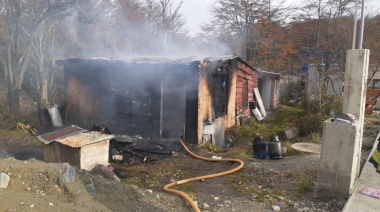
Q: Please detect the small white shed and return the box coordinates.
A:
[38,126,114,171]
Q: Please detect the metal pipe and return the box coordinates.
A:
[159,77,164,139]
[47,104,64,127]
[352,0,359,49]
[358,0,365,49]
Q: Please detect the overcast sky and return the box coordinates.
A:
[173,0,380,37]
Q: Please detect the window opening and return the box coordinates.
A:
[212,74,228,117]
[111,82,151,116]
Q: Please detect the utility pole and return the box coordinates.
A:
[352,0,359,49]
[269,0,271,62]
[358,0,365,49]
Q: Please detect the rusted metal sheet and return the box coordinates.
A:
[253,87,267,118]
[365,89,380,114]
[37,125,87,144]
[55,131,114,148]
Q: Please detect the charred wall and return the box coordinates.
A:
[60,59,199,139]
[197,58,256,143]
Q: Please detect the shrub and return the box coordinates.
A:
[295,113,329,136]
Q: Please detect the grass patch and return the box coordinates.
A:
[225,172,257,196]
[234,106,306,142]
[282,141,302,156]
[118,161,194,195]
[271,106,306,129]
[295,179,315,197]
[304,132,322,144]
[225,172,283,203]
[238,147,253,160]
[0,129,40,146]
[201,143,221,153]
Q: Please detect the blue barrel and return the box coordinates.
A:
[253,136,267,159]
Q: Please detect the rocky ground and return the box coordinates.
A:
[0,112,379,212]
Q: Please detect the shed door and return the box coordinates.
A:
[162,77,186,138]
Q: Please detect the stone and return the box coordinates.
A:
[203,203,210,210]
[86,184,96,196]
[272,205,281,211]
[0,172,10,188]
[59,164,76,185]
[281,126,299,140]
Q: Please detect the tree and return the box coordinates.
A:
[364,15,380,85]
[143,0,187,55]
[30,18,64,109]
[288,0,356,114]
[203,0,268,62]
[0,0,76,117]
[251,0,297,71]
[200,0,294,70]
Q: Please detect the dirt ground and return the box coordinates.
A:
[0,112,379,212]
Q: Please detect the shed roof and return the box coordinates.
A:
[56,56,201,66]
[257,70,281,78]
[56,55,245,68]
[37,125,87,144]
[55,131,114,148]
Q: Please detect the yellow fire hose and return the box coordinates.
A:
[163,138,244,212]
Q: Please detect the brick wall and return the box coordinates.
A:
[236,61,258,116]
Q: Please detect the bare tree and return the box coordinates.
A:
[30,18,62,109]
[143,0,186,54]
[201,0,294,67]
[205,0,267,61]
[0,0,76,117]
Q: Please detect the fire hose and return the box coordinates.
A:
[163,138,244,212]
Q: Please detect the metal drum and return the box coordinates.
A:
[268,135,283,159]
[253,135,267,159]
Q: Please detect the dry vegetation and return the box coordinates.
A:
[1,106,379,211]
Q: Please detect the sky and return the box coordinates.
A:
[173,0,380,37]
[173,0,300,36]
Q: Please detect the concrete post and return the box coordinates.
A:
[342,49,370,123]
[314,120,361,197]
[315,49,370,198]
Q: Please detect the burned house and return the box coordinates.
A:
[56,56,261,147]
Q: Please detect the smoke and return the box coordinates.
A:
[50,0,233,60]
[51,1,237,138]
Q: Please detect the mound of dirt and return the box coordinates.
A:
[0,158,188,212]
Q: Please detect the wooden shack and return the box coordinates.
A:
[258,70,281,110]
[38,126,114,171]
[56,56,261,148]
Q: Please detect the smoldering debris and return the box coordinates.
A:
[90,124,183,165]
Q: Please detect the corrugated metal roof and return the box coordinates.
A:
[257,70,281,78]
[56,57,201,66]
[37,125,87,144]
[56,55,241,66]
[55,131,114,148]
